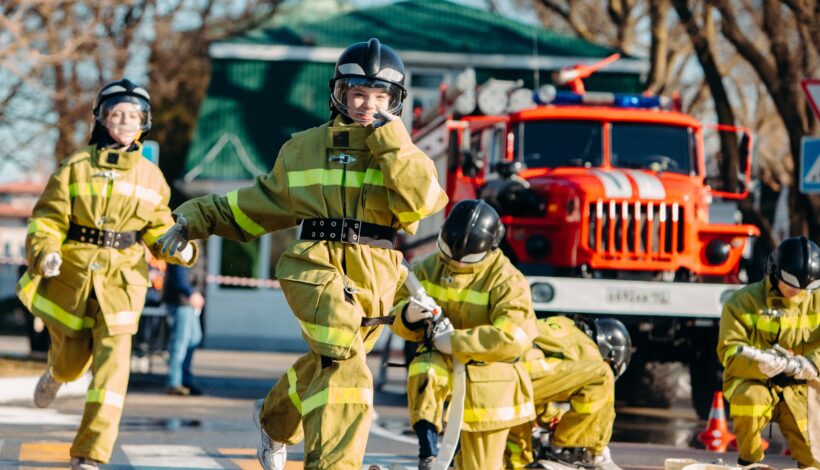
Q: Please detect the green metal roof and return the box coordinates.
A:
[181,0,646,184]
[230,0,614,57]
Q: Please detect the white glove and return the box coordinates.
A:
[372,109,398,128]
[41,252,62,278]
[406,294,440,323]
[432,317,454,354]
[758,354,789,378]
[792,356,819,381]
[179,242,194,263]
[156,215,189,256]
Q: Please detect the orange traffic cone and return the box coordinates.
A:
[698,391,735,452]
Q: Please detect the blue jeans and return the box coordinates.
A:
[165,305,202,388]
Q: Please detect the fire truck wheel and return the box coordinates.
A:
[619,360,681,408]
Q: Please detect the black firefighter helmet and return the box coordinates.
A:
[89,78,151,144]
[329,38,407,119]
[766,236,820,291]
[438,200,505,264]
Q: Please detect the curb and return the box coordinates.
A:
[0,373,91,404]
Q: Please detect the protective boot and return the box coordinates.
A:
[418,456,436,470]
[70,457,100,470]
[539,446,598,469]
[33,370,62,408]
[253,398,287,470]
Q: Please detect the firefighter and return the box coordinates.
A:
[156,38,447,470]
[505,316,629,469]
[18,79,198,470]
[718,236,820,468]
[390,199,537,470]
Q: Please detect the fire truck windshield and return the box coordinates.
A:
[517,120,603,169]
[610,123,694,175]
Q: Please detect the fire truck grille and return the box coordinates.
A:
[587,200,684,257]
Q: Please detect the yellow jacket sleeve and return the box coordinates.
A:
[718,290,768,381]
[143,178,198,267]
[175,146,298,242]
[365,119,448,234]
[26,163,71,275]
[450,272,537,364]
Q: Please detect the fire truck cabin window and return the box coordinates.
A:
[610,123,693,175]
[517,120,603,169]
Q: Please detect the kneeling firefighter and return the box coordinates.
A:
[718,236,820,468]
[390,199,538,470]
[505,316,630,469]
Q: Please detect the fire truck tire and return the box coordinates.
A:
[620,361,681,408]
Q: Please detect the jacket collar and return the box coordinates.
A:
[94,142,143,171]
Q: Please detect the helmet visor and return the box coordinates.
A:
[437,234,488,264]
[331,77,404,124]
[98,95,151,132]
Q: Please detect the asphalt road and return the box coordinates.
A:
[0,341,802,469]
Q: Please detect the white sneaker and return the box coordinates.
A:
[253,398,287,470]
[70,457,100,470]
[33,370,62,408]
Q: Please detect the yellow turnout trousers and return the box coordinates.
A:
[729,379,818,467]
[506,359,615,468]
[260,335,374,470]
[47,298,131,463]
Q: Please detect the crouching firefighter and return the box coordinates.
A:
[18,79,199,469]
[506,316,630,469]
[157,38,448,470]
[390,200,538,470]
[718,236,820,468]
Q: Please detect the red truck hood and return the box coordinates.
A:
[523,168,696,202]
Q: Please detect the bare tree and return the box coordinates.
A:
[0,0,279,174]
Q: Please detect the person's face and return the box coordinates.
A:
[345,86,391,126]
[778,280,807,299]
[104,102,143,146]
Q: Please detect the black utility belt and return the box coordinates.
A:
[67,223,140,249]
[300,218,397,249]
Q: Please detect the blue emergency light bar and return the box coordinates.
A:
[533,85,672,110]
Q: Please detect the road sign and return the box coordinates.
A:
[802,79,820,119]
[800,137,820,194]
[142,139,160,165]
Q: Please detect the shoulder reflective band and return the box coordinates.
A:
[69,182,109,198]
[421,280,489,306]
[226,190,266,237]
[113,181,163,206]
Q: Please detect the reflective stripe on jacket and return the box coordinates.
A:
[176,117,448,359]
[18,144,198,337]
[391,249,538,432]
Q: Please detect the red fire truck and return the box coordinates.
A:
[405,60,759,418]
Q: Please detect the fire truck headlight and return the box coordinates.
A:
[525,235,551,260]
[705,239,731,265]
[531,282,555,303]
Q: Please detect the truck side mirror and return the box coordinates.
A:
[493,160,525,179]
[461,149,483,177]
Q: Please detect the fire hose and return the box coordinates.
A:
[736,344,820,461]
[402,263,464,470]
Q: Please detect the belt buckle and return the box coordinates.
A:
[341,218,361,244]
[102,230,114,247]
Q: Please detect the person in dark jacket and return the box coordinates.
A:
[163,246,206,396]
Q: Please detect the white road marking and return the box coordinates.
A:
[0,406,80,425]
[122,445,223,468]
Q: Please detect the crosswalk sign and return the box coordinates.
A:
[801,137,820,194]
